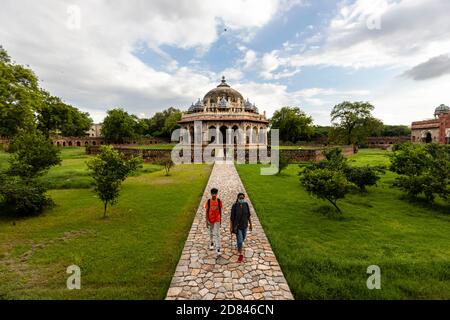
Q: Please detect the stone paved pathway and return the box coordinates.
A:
[166,163,294,300]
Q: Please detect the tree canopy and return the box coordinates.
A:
[37,90,93,137]
[270,107,315,143]
[0,46,40,136]
[0,46,93,138]
[142,107,182,138]
[330,101,383,146]
[101,108,141,143]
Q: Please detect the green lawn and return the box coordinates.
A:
[0,147,212,299]
[126,144,176,150]
[236,149,450,299]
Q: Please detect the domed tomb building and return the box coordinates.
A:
[411,104,450,144]
[178,77,269,146]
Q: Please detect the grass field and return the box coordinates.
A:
[126,144,176,150]
[0,147,212,299]
[236,148,450,299]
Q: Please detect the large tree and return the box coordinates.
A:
[101,108,140,143]
[144,107,182,138]
[0,46,40,136]
[270,107,315,143]
[37,90,93,137]
[330,101,383,147]
[162,110,182,137]
[371,125,411,137]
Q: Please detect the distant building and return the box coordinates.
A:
[88,123,103,137]
[178,76,269,146]
[411,104,450,144]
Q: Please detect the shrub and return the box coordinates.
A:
[390,143,449,203]
[0,175,53,215]
[344,165,385,192]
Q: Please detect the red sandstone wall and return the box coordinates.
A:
[86,145,355,164]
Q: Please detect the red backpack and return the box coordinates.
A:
[207,198,222,223]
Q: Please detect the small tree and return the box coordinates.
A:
[0,131,61,215]
[87,145,142,218]
[300,168,354,213]
[317,147,348,171]
[277,152,291,175]
[160,157,174,176]
[315,147,384,193]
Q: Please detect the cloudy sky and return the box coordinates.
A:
[1,0,449,125]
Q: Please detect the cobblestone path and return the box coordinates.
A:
[166,163,294,300]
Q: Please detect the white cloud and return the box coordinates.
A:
[233,82,372,125]
[242,50,258,69]
[0,0,296,122]
[287,0,450,69]
[260,51,281,79]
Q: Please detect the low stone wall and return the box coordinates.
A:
[86,145,354,163]
[366,136,410,149]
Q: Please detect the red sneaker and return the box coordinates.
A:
[238,254,244,263]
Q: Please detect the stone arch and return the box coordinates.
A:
[208,126,217,143]
[259,126,266,144]
[68,141,73,146]
[85,141,89,146]
[219,125,228,145]
[246,126,251,144]
[63,141,66,147]
[92,141,96,146]
[253,126,258,144]
[232,125,240,145]
[57,141,61,147]
[76,141,81,147]
[189,126,194,144]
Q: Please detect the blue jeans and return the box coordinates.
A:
[236,228,247,251]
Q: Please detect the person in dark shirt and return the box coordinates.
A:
[230,192,252,263]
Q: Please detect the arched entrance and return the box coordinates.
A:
[425,132,432,143]
[208,126,216,143]
[232,125,239,146]
[219,125,228,145]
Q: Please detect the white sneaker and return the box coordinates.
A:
[209,242,214,250]
[216,248,221,256]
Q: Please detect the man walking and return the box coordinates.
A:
[230,193,252,263]
[205,188,223,256]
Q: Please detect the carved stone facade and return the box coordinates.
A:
[411,104,450,144]
[178,77,269,146]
